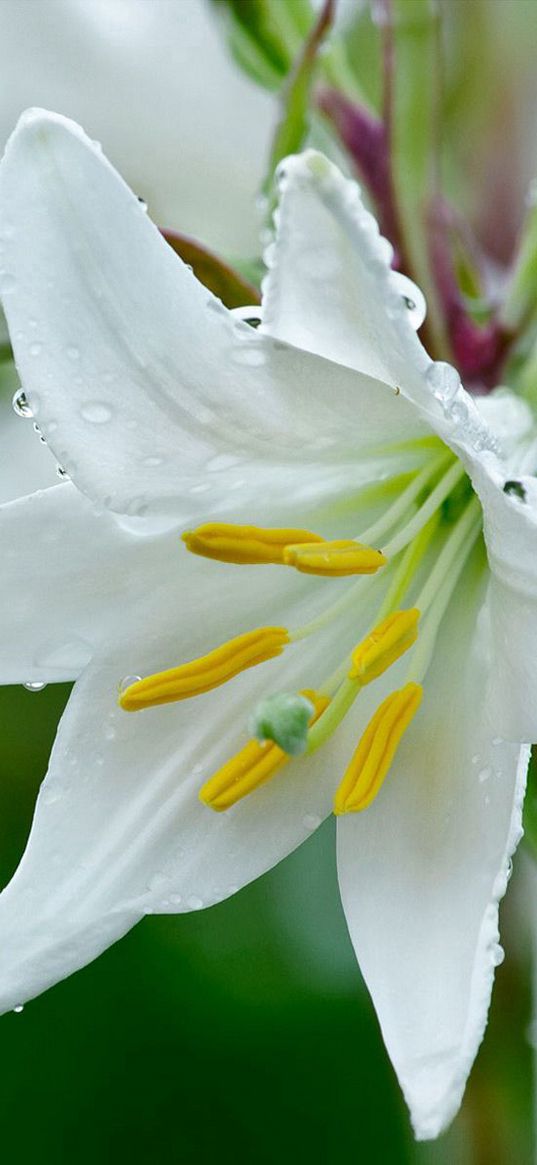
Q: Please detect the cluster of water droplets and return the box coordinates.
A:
[425,361,500,455]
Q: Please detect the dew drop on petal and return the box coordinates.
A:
[66,345,80,361]
[13,1005,24,1014]
[0,272,16,294]
[303,813,322,831]
[230,305,263,328]
[492,943,505,967]
[29,341,43,357]
[12,388,32,418]
[80,401,113,424]
[187,895,204,911]
[56,465,70,480]
[141,454,164,468]
[119,675,142,692]
[207,453,240,473]
[23,681,47,692]
[391,272,427,329]
[233,343,266,367]
[425,361,461,405]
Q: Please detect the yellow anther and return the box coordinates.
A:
[182,522,324,565]
[334,683,423,815]
[283,540,386,577]
[119,627,289,711]
[200,690,330,811]
[349,609,420,685]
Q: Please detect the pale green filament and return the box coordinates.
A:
[383,459,466,557]
[356,450,452,547]
[406,500,483,683]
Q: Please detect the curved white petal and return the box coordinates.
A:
[0,112,427,519]
[337,563,528,1140]
[469,459,537,741]
[261,150,511,472]
[0,0,274,256]
[262,150,431,389]
[0,567,395,1013]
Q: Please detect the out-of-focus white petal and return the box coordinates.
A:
[0,112,427,520]
[337,561,528,1140]
[0,0,274,255]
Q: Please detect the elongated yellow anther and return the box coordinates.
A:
[349,609,420,685]
[283,540,386,577]
[200,690,329,811]
[119,627,289,711]
[182,522,324,565]
[334,683,423,814]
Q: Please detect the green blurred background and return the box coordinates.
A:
[0,681,533,1164]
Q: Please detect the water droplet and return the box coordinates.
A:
[506,858,514,882]
[303,813,322,831]
[390,273,427,329]
[119,675,142,692]
[56,465,70,480]
[0,272,16,294]
[492,943,505,967]
[492,736,503,747]
[230,305,263,328]
[29,341,43,357]
[66,345,80,361]
[80,401,113,424]
[104,725,117,741]
[207,453,240,473]
[23,681,47,692]
[136,195,148,211]
[426,361,461,405]
[233,343,266,367]
[12,389,32,418]
[141,455,164,468]
[187,895,204,911]
[13,1005,24,1014]
[479,766,492,784]
[189,481,212,494]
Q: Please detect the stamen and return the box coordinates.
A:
[334,683,423,814]
[119,627,289,711]
[306,609,419,754]
[182,523,324,565]
[283,540,386,577]
[200,690,329,811]
[349,609,420,684]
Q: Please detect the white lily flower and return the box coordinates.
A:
[0,110,535,1142]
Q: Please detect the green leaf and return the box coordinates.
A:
[389,0,446,353]
[501,191,537,332]
[162,231,261,308]
[263,0,335,201]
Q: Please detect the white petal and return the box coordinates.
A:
[0,113,426,518]
[0,570,393,1012]
[262,151,431,392]
[470,461,537,740]
[337,567,528,1140]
